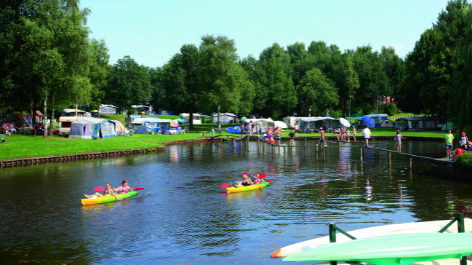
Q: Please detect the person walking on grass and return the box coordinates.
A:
[445,130,454,159]
[394,130,407,153]
[363,125,371,147]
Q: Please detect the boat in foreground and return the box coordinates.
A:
[226,182,269,193]
[271,219,472,258]
[81,191,139,206]
[283,233,472,265]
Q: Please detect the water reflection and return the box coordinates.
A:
[0,139,469,263]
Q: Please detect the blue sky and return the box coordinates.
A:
[80,0,450,67]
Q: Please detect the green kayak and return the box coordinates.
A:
[283,232,472,265]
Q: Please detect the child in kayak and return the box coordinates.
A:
[235,173,254,187]
[114,180,134,194]
[252,172,266,185]
[84,183,121,200]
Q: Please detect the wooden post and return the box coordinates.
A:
[272,145,275,158]
[233,139,236,152]
[263,141,266,157]
[388,152,391,167]
[305,138,307,155]
[247,136,249,153]
[410,156,413,169]
[360,146,364,163]
[284,146,286,161]
[257,138,260,155]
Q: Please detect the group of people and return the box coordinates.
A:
[333,127,357,142]
[235,172,266,187]
[1,122,17,134]
[83,180,134,200]
[445,130,472,160]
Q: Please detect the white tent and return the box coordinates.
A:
[244,119,275,134]
[274,121,288,129]
[180,113,202,124]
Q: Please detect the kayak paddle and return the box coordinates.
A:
[220,184,232,189]
[94,187,144,191]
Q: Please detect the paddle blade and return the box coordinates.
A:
[94,187,105,192]
[260,174,267,178]
[133,188,145,190]
[220,184,232,189]
[265,179,272,182]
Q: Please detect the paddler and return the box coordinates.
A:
[114,180,134,194]
[84,183,121,200]
[252,172,266,184]
[235,173,253,187]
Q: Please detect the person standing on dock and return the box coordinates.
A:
[460,132,469,150]
[317,128,327,147]
[445,130,454,159]
[363,125,371,147]
[353,127,357,142]
[394,130,407,153]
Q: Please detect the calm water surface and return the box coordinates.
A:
[1,140,471,264]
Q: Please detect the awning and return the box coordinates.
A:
[36,110,44,116]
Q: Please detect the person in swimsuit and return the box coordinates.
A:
[294,122,299,138]
[353,127,357,142]
[275,128,282,145]
[289,130,295,146]
[394,130,407,152]
[252,172,266,184]
[317,127,327,146]
[346,128,350,142]
[84,182,121,200]
[235,173,254,187]
[267,129,273,143]
[114,180,134,194]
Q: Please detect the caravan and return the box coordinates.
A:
[283,117,299,128]
[243,119,275,134]
[180,113,202,125]
[295,117,334,133]
[211,113,237,124]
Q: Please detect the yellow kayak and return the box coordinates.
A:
[226,182,270,193]
[81,191,138,205]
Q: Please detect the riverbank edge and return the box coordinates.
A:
[0,135,443,169]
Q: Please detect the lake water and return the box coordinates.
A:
[1,139,471,264]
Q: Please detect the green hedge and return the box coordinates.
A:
[455,152,472,170]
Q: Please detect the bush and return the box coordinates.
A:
[455,152,472,170]
[463,125,472,138]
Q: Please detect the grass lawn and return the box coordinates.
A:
[0,124,445,160]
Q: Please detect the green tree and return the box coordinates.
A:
[240,55,267,112]
[259,43,297,118]
[451,5,472,130]
[105,56,151,127]
[197,35,247,131]
[297,68,339,116]
[88,39,110,117]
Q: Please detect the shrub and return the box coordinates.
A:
[462,125,472,138]
[454,152,472,170]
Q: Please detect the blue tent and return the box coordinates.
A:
[226,126,242,134]
[134,125,153,134]
[90,119,116,139]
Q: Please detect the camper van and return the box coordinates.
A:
[211,113,237,124]
[180,113,201,125]
[283,117,298,128]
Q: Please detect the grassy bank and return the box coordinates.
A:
[0,123,446,160]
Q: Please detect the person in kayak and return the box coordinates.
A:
[235,173,254,187]
[84,183,121,200]
[253,172,266,185]
[114,180,134,194]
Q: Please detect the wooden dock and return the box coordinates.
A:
[364,146,454,164]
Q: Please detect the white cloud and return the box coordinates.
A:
[389,43,405,51]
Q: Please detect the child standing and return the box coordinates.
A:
[289,130,295,146]
[394,130,407,152]
[460,132,469,149]
[353,127,357,142]
[212,127,215,136]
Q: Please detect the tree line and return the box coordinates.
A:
[2,0,472,136]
